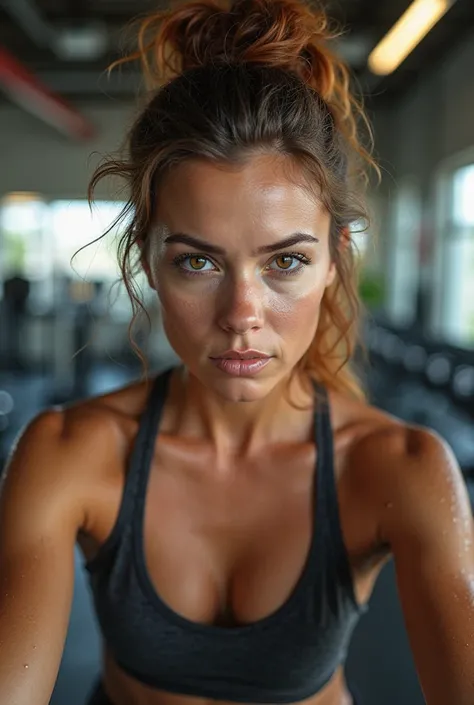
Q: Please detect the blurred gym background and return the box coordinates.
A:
[0,1,473,703]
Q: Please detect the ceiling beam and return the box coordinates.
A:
[0,46,96,139]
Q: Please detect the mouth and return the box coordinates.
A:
[209,352,273,377]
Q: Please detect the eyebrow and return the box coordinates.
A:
[163,232,319,255]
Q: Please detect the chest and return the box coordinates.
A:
[81,431,381,628]
[147,443,319,625]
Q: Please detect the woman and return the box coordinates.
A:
[1,1,473,704]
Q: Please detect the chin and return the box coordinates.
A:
[206,373,275,403]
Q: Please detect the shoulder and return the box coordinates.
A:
[59,374,156,445]
[347,405,467,549]
[328,389,467,547]
[329,385,454,483]
[3,376,154,525]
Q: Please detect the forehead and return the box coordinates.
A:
[155,155,330,244]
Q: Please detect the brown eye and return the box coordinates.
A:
[275,255,294,270]
[189,256,207,270]
[172,253,217,275]
[265,252,311,276]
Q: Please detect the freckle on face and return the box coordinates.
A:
[150,155,334,399]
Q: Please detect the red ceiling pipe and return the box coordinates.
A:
[0,46,96,140]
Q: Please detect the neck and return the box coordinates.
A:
[171,366,314,462]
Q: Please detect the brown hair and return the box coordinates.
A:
[89,0,379,401]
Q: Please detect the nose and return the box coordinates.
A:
[217,276,264,335]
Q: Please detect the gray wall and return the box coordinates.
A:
[0,101,136,199]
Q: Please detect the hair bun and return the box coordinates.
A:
[225,0,339,84]
[121,0,341,92]
[114,0,362,149]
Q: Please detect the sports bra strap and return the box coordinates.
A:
[131,368,174,515]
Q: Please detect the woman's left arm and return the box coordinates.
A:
[377,425,474,705]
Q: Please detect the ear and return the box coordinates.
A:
[325,259,337,288]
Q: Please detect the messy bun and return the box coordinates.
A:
[115,0,373,173]
[91,0,379,402]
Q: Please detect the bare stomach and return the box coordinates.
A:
[100,648,356,705]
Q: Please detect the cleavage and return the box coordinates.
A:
[141,442,318,627]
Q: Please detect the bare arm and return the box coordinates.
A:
[373,426,474,705]
[0,410,87,705]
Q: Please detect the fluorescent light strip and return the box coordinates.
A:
[368,0,453,76]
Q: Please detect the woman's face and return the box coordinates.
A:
[145,154,336,402]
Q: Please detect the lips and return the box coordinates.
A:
[211,350,270,360]
[210,355,272,377]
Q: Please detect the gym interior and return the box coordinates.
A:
[0,1,474,703]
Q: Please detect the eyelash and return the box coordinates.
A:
[171,252,313,278]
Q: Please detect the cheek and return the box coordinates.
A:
[157,281,214,342]
[267,281,326,336]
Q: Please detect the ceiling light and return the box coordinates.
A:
[368,0,454,76]
[53,24,108,61]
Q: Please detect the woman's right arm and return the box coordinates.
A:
[0,409,88,705]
